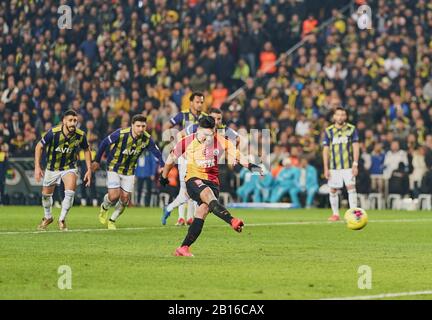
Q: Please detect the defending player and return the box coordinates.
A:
[92,115,164,229]
[322,107,360,221]
[34,109,92,231]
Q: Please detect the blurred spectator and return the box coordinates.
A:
[135,150,158,207]
[288,158,319,208]
[369,143,385,193]
[388,162,410,196]
[0,142,8,205]
[383,141,409,179]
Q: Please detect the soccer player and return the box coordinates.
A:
[322,107,360,221]
[34,110,92,231]
[161,107,239,225]
[92,115,164,230]
[160,116,262,257]
[163,92,207,226]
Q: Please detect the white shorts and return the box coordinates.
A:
[107,171,135,193]
[43,169,78,187]
[328,169,356,189]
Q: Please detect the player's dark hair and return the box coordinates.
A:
[334,106,348,116]
[132,114,147,124]
[199,116,215,129]
[208,107,222,114]
[62,109,78,119]
[190,92,204,102]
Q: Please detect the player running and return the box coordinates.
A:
[161,107,239,225]
[34,109,92,231]
[92,115,164,229]
[160,116,262,257]
[322,107,360,221]
[162,92,207,226]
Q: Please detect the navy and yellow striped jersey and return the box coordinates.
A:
[323,123,359,170]
[95,127,164,176]
[169,110,208,129]
[40,125,89,171]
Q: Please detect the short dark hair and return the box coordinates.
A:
[132,114,147,124]
[189,92,204,102]
[199,116,215,129]
[334,106,348,116]
[208,107,222,115]
[62,109,78,119]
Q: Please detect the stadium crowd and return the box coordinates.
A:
[0,0,432,206]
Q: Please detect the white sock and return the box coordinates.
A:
[186,199,195,220]
[42,194,53,219]
[329,192,339,216]
[348,189,358,208]
[166,187,188,212]
[110,200,128,221]
[59,190,75,221]
[102,193,114,210]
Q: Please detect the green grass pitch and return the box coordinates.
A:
[1,206,432,300]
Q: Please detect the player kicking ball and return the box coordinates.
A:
[34,110,92,231]
[92,115,164,230]
[160,116,262,257]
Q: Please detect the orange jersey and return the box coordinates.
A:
[172,133,240,185]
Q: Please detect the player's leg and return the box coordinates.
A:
[186,199,196,225]
[100,171,121,225]
[198,185,244,232]
[58,170,78,230]
[163,181,188,225]
[328,169,342,221]
[175,203,209,257]
[344,169,358,209]
[38,184,56,230]
[107,174,134,229]
[108,189,130,229]
[38,170,61,230]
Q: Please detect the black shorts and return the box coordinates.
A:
[186,177,220,206]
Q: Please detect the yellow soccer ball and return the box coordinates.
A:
[344,208,368,230]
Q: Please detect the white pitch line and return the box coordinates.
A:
[1,218,432,236]
[322,290,432,300]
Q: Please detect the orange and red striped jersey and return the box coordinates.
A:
[172,133,240,185]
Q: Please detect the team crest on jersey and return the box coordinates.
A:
[213,149,219,156]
